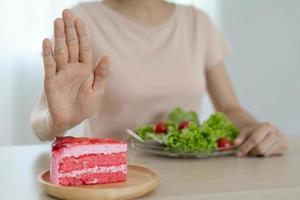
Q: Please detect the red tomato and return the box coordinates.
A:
[155,122,167,134]
[217,138,231,150]
[178,120,189,130]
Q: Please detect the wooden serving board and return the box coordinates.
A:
[38,165,159,200]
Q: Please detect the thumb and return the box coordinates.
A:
[234,125,256,146]
[93,56,109,95]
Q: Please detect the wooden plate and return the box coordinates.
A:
[38,165,159,200]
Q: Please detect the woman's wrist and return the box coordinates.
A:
[223,107,257,130]
[31,109,67,141]
[47,110,68,137]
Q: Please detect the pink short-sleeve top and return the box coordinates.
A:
[54,2,229,139]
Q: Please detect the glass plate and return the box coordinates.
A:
[130,139,237,158]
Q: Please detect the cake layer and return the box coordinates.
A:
[52,137,127,152]
[52,143,127,158]
[61,164,127,177]
[59,153,126,173]
[51,164,127,185]
[59,171,126,186]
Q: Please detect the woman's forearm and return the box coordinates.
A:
[223,107,258,130]
[205,65,258,130]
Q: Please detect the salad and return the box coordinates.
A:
[135,108,239,153]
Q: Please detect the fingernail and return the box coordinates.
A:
[54,18,62,26]
[235,138,242,145]
[63,9,71,18]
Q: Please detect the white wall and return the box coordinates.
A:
[0,0,91,145]
[220,0,300,135]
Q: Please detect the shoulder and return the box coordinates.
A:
[71,1,99,12]
[175,4,211,26]
[70,1,114,33]
[70,2,92,19]
[70,1,108,19]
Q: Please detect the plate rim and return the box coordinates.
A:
[130,139,237,158]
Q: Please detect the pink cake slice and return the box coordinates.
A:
[50,136,127,186]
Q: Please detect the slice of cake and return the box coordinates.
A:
[50,136,127,186]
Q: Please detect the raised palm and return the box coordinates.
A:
[42,10,109,131]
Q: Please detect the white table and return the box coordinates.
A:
[1,137,300,200]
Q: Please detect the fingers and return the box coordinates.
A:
[93,56,109,95]
[237,124,272,157]
[235,123,288,157]
[264,142,278,157]
[42,38,56,80]
[54,18,68,68]
[62,9,79,63]
[75,18,93,64]
[264,133,288,157]
[53,10,91,67]
[249,133,276,156]
[264,141,282,157]
[234,125,257,146]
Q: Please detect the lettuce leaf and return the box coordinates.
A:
[201,112,239,141]
[168,107,199,125]
[135,125,154,140]
[166,122,214,153]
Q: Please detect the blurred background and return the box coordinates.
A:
[0,0,299,145]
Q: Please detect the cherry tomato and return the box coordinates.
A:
[178,120,189,130]
[217,138,231,150]
[155,122,167,134]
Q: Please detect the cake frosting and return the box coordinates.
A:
[50,136,127,186]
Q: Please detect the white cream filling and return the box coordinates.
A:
[56,144,127,158]
[60,164,127,178]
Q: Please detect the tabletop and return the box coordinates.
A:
[0,137,300,200]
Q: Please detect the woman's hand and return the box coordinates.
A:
[234,122,288,157]
[42,9,109,131]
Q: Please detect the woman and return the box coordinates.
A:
[31,0,288,157]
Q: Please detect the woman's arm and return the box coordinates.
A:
[206,63,288,157]
[206,64,257,129]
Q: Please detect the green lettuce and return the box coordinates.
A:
[166,122,214,153]
[135,108,239,153]
[168,107,199,125]
[135,125,154,140]
[201,112,239,142]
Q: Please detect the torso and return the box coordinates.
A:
[71,2,217,139]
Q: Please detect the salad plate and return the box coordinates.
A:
[129,135,238,159]
[128,108,239,158]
